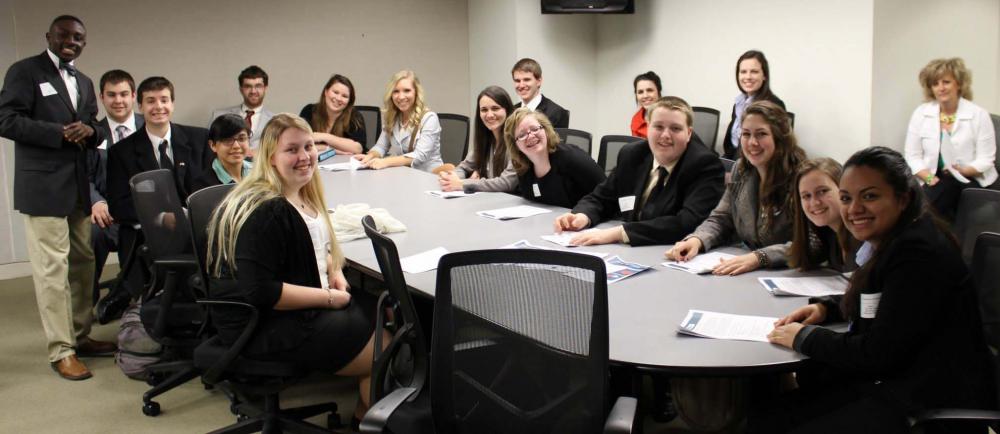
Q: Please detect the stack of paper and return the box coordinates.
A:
[399,247,449,274]
[426,190,476,199]
[662,252,737,274]
[677,310,778,342]
[477,205,551,221]
[758,276,848,297]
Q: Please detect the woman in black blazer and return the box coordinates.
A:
[755,147,994,433]
[300,74,366,154]
[504,107,605,208]
[207,113,381,422]
[722,50,786,159]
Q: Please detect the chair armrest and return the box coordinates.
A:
[195,299,259,384]
[603,396,637,434]
[910,408,1000,426]
[359,387,417,434]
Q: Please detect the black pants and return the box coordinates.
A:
[118,224,150,299]
[91,222,119,296]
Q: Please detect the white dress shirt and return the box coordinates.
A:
[147,126,174,166]
[524,92,543,111]
[46,49,78,109]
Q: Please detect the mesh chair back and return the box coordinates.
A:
[431,249,608,434]
[953,188,1000,264]
[362,215,429,403]
[973,232,1000,352]
[187,184,235,279]
[692,106,720,151]
[356,105,382,151]
[438,113,471,164]
[555,128,593,156]
[129,169,193,261]
[598,135,643,174]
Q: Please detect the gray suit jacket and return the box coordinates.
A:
[88,113,144,204]
[687,161,794,267]
[210,104,274,150]
[0,52,103,216]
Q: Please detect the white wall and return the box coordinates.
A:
[0,0,27,266]
[872,0,1000,151]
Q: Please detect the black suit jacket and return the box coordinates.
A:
[721,95,785,159]
[0,52,103,216]
[572,138,725,246]
[107,123,210,224]
[88,114,144,204]
[516,143,606,208]
[515,95,570,128]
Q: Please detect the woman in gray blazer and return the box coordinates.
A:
[666,101,805,275]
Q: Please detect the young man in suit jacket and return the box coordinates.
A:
[209,65,273,153]
[88,69,143,296]
[511,58,570,128]
[107,76,210,299]
[554,97,725,247]
[0,15,117,380]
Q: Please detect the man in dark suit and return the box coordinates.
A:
[89,69,143,296]
[511,58,570,128]
[554,96,725,247]
[0,15,117,380]
[107,76,210,298]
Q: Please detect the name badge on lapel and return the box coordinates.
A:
[618,196,636,212]
[532,183,541,197]
[39,82,58,97]
[860,293,881,319]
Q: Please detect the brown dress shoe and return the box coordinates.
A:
[51,355,92,381]
[75,337,118,357]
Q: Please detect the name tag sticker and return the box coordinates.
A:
[618,195,636,212]
[97,139,107,150]
[532,183,541,197]
[39,82,58,97]
[860,292,881,319]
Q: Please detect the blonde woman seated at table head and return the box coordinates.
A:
[787,158,859,273]
[301,74,365,155]
[207,113,384,418]
[904,57,997,221]
[504,107,605,208]
[666,100,806,276]
[355,70,444,172]
[439,85,517,193]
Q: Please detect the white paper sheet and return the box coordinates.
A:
[540,229,600,247]
[604,255,651,284]
[500,240,607,258]
[758,275,848,297]
[662,252,737,274]
[476,205,551,221]
[426,190,476,199]
[399,247,449,274]
[677,310,778,343]
[319,157,368,172]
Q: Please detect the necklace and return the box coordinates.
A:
[940,113,956,124]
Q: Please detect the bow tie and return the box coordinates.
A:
[59,62,77,77]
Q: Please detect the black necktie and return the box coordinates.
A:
[158,140,174,170]
[640,167,668,220]
[59,62,77,77]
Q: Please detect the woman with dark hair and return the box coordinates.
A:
[722,50,786,160]
[787,158,859,272]
[630,71,662,138]
[504,107,605,208]
[299,74,366,154]
[754,146,994,433]
[193,113,253,191]
[438,86,518,192]
[666,100,805,275]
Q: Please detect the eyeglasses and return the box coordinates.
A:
[515,125,544,142]
[218,134,251,146]
[241,84,266,91]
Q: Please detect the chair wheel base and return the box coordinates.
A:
[142,401,161,416]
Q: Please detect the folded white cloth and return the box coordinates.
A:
[331,203,406,241]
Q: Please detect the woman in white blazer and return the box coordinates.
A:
[356,70,444,172]
[904,57,997,220]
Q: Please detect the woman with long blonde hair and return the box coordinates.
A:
[207,113,380,422]
[355,70,444,172]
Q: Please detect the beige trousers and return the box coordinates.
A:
[23,209,96,362]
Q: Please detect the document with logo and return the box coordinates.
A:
[758,276,848,297]
[477,205,551,221]
[677,310,777,342]
[604,255,651,284]
[662,252,736,274]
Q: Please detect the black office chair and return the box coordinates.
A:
[692,106,720,151]
[787,111,796,128]
[357,105,382,151]
[908,232,1000,432]
[989,114,1000,191]
[952,188,1000,265]
[720,157,737,183]
[597,135,643,174]
[129,169,206,416]
[365,249,637,434]
[438,113,471,165]
[359,216,433,434]
[556,128,594,156]
[188,184,341,433]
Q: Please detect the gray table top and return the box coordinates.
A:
[320,158,829,375]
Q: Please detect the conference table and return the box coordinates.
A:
[319,157,834,376]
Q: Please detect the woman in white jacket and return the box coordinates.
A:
[904,57,996,220]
